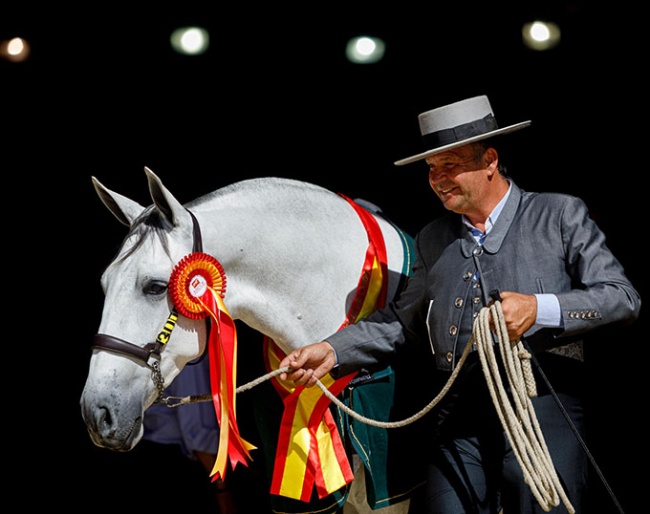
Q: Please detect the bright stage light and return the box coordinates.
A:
[345,36,385,64]
[522,20,561,51]
[0,37,30,62]
[171,26,210,56]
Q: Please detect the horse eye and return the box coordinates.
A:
[144,280,168,296]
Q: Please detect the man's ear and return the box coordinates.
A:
[484,147,499,171]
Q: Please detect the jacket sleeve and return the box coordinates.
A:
[528,195,640,351]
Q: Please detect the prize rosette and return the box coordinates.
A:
[168,251,255,480]
[169,252,227,319]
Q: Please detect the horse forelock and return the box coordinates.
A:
[114,207,173,265]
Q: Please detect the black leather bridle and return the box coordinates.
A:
[91,209,208,402]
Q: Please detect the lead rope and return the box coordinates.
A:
[164,302,574,512]
[475,302,574,513]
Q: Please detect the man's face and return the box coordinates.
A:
[426,145,487,214]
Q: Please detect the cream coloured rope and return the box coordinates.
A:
[475,302,574,513]
[165,302,575,512]
[165,338,475,425]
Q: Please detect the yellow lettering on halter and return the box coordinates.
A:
[156,311,179,345]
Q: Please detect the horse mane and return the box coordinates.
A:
[186,177,331,209]
[112,177,334,266]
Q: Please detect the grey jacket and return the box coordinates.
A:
[329,182,641,373]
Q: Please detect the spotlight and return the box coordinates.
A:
[522,20,561,51]
[0,37,30,62]
[345,36,385,64]
[171,26,210,56]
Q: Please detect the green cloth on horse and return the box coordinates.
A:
[251,363,428,513]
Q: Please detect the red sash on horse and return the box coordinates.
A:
[264,195,389,501]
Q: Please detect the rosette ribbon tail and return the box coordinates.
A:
[199,287,256,481]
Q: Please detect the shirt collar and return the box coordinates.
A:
[462,180,512,236]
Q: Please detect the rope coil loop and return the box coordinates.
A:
[475,302,574,513]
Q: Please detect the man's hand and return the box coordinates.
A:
[279,341,337,388]
[491,291,537,341]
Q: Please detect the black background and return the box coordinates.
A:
[4,4,644,512]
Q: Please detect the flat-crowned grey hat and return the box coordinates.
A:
[394,95,531,166]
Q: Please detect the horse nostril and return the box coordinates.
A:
[98,406,112,432]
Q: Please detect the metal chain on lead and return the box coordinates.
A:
[162,366,287,407]
[151,360,166,404]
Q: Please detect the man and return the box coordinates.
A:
[279,95,641,513]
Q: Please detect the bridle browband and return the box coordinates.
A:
[91,209,206,402]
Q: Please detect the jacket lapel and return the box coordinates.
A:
[482,182,522,254]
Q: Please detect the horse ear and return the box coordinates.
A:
[144,166,187,227]
[92,176,146,227]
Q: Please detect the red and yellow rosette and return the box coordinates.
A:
[169,252,256,481]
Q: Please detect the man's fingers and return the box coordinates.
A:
[278,361,319,387]
[280,363,302,381]
[285,367,313,387]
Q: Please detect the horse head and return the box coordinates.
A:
[80,167,208,451]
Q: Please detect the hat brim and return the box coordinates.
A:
[394,120,532,166]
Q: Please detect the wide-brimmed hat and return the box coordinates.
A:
[394,95,531,166]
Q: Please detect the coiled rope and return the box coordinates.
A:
[164,301,573,513]
[475,302,574,513]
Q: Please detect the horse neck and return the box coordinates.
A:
[189,183,367,351]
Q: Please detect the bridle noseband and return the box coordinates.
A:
[91,209,206,402]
